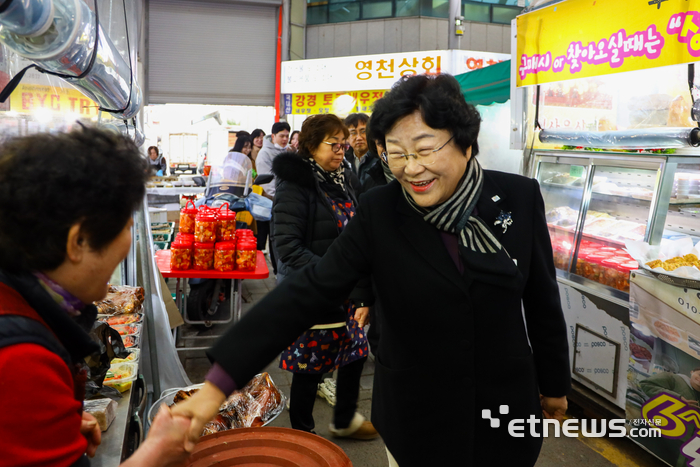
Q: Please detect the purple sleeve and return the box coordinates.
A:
[205,363,238,396]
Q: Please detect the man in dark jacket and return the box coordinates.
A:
[344,113,379,187]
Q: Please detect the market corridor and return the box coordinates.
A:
[174,266,666,467]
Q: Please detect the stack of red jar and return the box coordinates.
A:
[573,241,637,292]
[235,229,257,271]
[171,204,257,272]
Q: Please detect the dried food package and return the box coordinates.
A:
[95,285,145,315]
[172,388,200,404]
[83,399,117,431]
[202,414,230,436]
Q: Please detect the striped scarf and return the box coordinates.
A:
[305,157,346,192]
[403,158,503,254]
[381,160,396,183]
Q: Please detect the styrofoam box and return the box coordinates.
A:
[148,207,168,224]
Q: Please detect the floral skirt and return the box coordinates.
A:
[280,301,368,374]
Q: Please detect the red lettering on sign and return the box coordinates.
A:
[22,93,33,110]
[36,93,47,108]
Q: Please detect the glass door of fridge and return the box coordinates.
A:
[536,159,590,273]
[575,164,659,293]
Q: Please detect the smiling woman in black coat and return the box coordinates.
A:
[174,75,571,467]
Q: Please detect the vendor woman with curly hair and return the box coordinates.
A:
[0,128,193,467]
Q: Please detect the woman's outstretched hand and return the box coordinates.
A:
[121,405,193,467]
[170,381,227,450]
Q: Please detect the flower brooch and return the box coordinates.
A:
[494,210,513,234]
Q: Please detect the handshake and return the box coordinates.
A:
[93,382,227,467]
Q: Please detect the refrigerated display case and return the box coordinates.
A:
[534,153,700,300]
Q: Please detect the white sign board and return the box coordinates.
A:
[281,50,510,94]
[558,283,630,408]
[573,324,620,396]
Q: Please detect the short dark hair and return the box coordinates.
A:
[298,114,349,157]
[147,145,158,155]
[0,127,148,273]
[368,74,480,156]
[366,120,381,157]
[271,122,291,135]
[232,135,252,153]
[251,129,265,139]
[344,113,369,128]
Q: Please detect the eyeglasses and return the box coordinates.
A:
[382,135,455,169]
[322,141,350,153]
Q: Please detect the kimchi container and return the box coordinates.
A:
[236,240,257,272]
[217,206,237,242]
[195,210,217,243]
[170,240,193,270]
[215,242,237,272]
[194,242,215,270]
[179,200,198,234]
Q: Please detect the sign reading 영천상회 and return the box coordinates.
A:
[291,90,386,115]
[516,0,700,87]
[281,50,509,95]
[10,83,98,116]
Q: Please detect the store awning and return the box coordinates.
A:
[455,60,511,107]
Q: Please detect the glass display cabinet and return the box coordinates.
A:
[534,152,700,304]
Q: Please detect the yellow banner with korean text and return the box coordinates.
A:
[516,0,700,87]
[9,83,98,116]
[291,90,387,115]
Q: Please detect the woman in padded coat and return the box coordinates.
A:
[269,114,378,440]
[174,74,571,467]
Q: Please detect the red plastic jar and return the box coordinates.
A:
[601,257,625,288]
[170,240,193,270]
[179,200,197,235]
[217,207,237,242]
[575,248,596,276]
[195,210,217,243]
[215,242,237,272]
[236,240,257,271]
[584,252,615,282]
[193,242,215,270]
[176,233,195,245]
[552,240,573,270]
[617,261,639,292]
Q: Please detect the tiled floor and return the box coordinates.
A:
[170,255,665,467]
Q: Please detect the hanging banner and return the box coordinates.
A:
[291,90,387,115]
[9,83,98,116]
[282,50,508,94]
[516,0,700,87]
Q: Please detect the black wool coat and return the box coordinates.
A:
[209,169,571,466]
[269,153,366,322]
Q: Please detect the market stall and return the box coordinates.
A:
[514,0,700,464]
